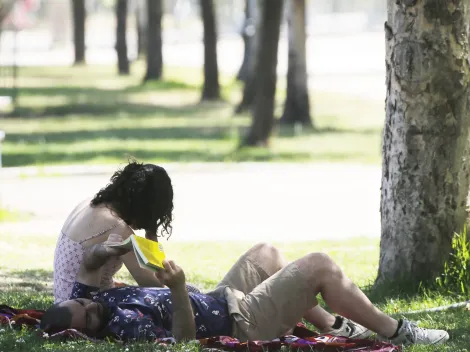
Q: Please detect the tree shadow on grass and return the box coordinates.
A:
[13,101,225,119]
[6,126,235,144]
[0,79,196,98]
[4,148,313,167]
[0,268,53,308]
[276,123,380,138]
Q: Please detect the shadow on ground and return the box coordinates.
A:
[2,74,381,166]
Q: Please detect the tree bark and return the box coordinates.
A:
[0,1,15,26]
[234,0,260,114]
[376,0,470,289]
[144,0,163,81]
[116,0,130,75]
[236,0,258,82]
[200,0,220,101]
[135,0,147,57]
[243,0,283,146]
[72,0,86,65]
[0,0,15,47]
[280,0,312,127]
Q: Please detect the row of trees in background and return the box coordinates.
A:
[69,0,313,146]
[3,0,470,297]
[102,0,470,294]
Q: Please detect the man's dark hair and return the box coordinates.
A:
[91,160,174,237]
[40,304,73,333]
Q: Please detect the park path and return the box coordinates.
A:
[0,163,381,242]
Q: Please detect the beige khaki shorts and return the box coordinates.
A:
[209,249,316,341]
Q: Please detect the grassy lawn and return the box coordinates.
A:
[0,63,384,167]
[0,231,468,351]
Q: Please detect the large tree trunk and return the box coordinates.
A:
[280,0,312,127]
[236,0,258,82]
[376,1,470,289]
[242,0,283,146]
[144,0,163,81]
[135,0,147,57]
[116,0,130,75]
[72,0,86,65]
[200,0,220,101]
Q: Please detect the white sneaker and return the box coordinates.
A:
[322,316,373,339]
[383,319,449,346]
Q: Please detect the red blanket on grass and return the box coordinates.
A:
[0,305,400,351]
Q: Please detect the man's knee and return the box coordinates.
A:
[295,253,343,283]
[248,242,285,275]
[252,242,281,257]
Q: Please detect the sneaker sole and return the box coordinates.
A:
[430,333,449,345]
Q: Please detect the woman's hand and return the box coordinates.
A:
[99,234,131,257]
[145,229,158,242]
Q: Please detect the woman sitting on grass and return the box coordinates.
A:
[53,160,198,303]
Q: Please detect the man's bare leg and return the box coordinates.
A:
[245,244,338,331]
[295,253,398,337]
[303,305,336,330]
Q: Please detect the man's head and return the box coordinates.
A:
[40,298,109,335]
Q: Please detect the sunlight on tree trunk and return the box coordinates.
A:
[242,0,283,146]
[376,0,470,290]
[0,0,15,46]
[0,1,15,25]
[135,0,147,57]
[280,0,313,127]
[236,0,258,82]
[200,0,220,101]
[234,0,260,115]
[72,0,86,65]
[116,0,130,75]
[144,0,163,81]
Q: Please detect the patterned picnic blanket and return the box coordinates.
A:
[0,305,401,351]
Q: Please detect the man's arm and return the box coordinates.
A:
[156,260,196,341]
[170,285,196,342]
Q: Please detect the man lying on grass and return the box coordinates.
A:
[40,236,449,346]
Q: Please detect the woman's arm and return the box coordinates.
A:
[121,250,165,287]
[77,234,131,287]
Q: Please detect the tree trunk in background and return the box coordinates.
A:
[200,0,220,101]
[0,0,15,47]
[116,0,130,75]
[236,0,258,82]
[242,0,283,146]
[376,1,470,290]
[135,0,147,57]
[280,0,312,127]
[144,0,163,81]
[72,0,86,65]
[0,1,15,26]
[234,0,260,114]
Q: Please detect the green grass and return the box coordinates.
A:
[0,232,468,351]
[0,63,384,167]
[0,207,31,222]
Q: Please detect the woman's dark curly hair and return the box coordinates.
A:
[91,161,174,237]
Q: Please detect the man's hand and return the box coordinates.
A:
[155,260,186,290]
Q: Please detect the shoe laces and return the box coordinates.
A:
[402,320,428,343]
